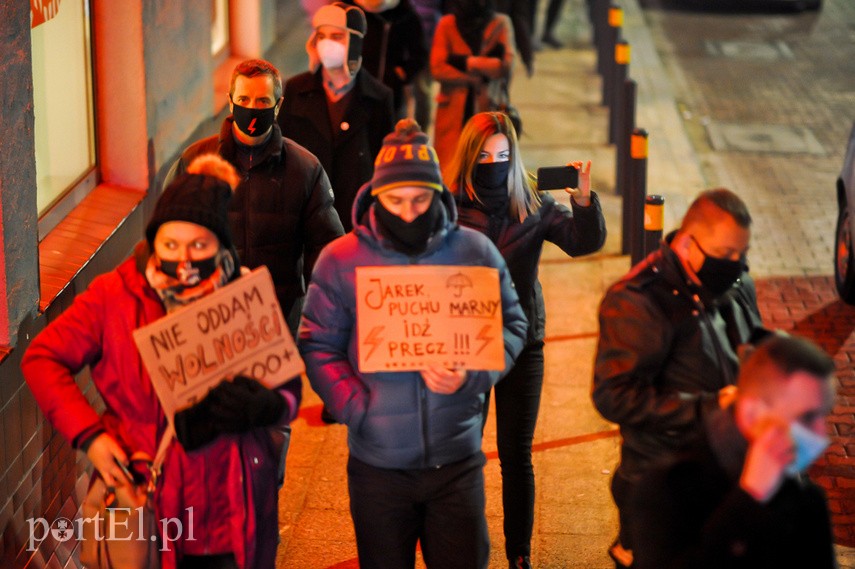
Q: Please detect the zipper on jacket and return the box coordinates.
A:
[693,293,736,387]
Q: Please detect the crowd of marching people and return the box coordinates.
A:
[20,1,839,568]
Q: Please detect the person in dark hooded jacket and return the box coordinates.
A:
[299,119,527,569]
[446,111,606,569]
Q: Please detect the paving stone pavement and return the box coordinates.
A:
[272,0,855,566]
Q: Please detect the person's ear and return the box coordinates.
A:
[274,96,284,118]
[672,231,692,259]
[737,395,768,440]
[228,93,234,114]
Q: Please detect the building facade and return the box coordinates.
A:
[0,1,308,566]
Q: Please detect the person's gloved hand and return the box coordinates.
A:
[207,375,286,433]
[174,390,220,452]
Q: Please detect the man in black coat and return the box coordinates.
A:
[592,188,768,567]
[167,59,345,335]
[348,0,427,119]
[630,334,838,569]
[279,2,395,232]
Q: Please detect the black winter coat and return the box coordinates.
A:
[278,69,394,231]
[456,190,606,345]
[170,118,345,332]
[630,406,836,569]
[345,0,428,114]
[593,241,767,479]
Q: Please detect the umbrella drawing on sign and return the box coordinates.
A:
[446,272,473,298]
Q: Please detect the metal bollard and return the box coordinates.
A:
[643,195,664,258]
[614,78,637,197]
[608,40,630,144]
[624,128,648,262]
[595,0,610,72]
[599,5,622,84]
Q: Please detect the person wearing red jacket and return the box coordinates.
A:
[22,155,301,569]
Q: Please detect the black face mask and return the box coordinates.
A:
[474,161,510,189]
[473,161,511,215]
[374,195,443,255]
[231,102,276,138]
[159,256,219,286]
[691,236,746,297]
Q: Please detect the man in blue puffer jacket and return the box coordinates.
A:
[298,118,527,569]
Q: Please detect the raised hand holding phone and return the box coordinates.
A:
[565,160,592,207]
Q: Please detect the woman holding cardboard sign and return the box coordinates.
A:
[299,119,527,568]
[445,111,607,569]
[22,155,301,569]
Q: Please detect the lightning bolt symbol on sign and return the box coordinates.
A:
[475,324,493,356]
[247,118,257,134]
[363,326,385,361]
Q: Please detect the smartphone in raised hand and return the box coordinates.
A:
[536,165,579,191]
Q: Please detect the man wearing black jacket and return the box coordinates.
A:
[592,188,768,568]
[167,59,345,335]
[630,334,837,569]
[349,0,427,119]
[279,3,395,232]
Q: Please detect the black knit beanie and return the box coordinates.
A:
[146,173,234,249]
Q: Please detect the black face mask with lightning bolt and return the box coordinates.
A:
[231,101,276,138]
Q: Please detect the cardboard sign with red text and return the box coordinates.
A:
[355,265,505,372]
[132,266,303,424]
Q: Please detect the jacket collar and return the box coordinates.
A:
[218,115,284,168]
[289,70,383,146]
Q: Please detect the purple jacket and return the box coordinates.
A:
[22,246,301,569]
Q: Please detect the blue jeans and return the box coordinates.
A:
[347,452,490,569]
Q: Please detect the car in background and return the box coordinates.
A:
[835,122,855,303]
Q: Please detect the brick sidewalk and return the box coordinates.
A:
[755,275,855,547]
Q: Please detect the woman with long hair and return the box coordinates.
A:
[446,111,607,569]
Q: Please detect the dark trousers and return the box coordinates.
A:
[485,342,545,559]
[611,467,635,550]
[347,452,490,569]
[542,0,566,38]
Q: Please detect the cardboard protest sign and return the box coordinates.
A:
[356,265,505,372]
[132,266,303,424]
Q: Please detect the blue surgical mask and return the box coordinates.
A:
[785,421,829,476]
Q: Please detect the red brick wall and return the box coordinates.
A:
[755,275,855,547]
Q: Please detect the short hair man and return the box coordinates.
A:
[630,334,837,569]
[167,59,345,334]
[592,188,768,567]
[278,2,394,232]
[298,119,527,568]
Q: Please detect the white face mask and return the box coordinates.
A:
[316,38,347,70]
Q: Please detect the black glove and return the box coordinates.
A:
[485,44,505,59]
[207,376,286,433]
[174,391,220,452]
[447,54,469,72]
